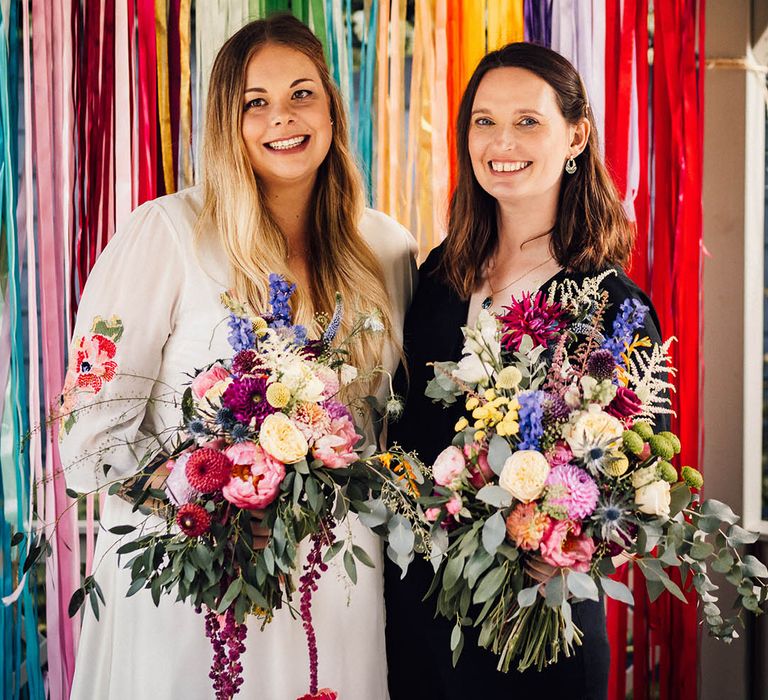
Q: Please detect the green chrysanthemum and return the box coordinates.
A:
[657,460,678,483]
[681,466,704,489]
[648,434,675,460]
[622,430,645,455]
[632,422,654,441]
[658,431,682,455]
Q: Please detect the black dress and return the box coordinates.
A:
[384,243,664,700]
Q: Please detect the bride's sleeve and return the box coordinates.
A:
[57,200,186,494]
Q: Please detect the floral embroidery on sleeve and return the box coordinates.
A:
[59,316,124,438]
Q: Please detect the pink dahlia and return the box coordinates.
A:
[498,291,566,351]
[539,520,596,572]
[545,441,574,468]
[185,448,232,493]
[505,502,550,551]
[222,375,276,426]
[176,503,211,537]
[291,401,332,444]
[545,463,599,519]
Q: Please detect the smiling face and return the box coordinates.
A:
[241,43,333,190]
[467,66,588,206]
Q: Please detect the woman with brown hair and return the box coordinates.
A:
[385,42,661,699]
[61,14,415,699]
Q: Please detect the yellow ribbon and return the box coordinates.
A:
[179,0,193,188]
[487,0,524,51]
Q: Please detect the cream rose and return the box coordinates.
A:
[200,377,233,410]
[259,413,309,464]
[631,465,658,489]
[499,450,550,503]
[635,480,671,517]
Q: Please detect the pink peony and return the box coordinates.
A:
[191,363,231,400]
[222,445,285,509]
[312,415,360,468]
[539,520,596,572]
[464,443,494,489]
[432,446,466,487]
[545,463,600,520]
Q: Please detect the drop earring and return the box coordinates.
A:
[565,156,577,174]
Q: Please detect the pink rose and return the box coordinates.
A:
[539,520,596,573]
[222,445,285,509]
[433,446,466,488]
[446,493,463,517]
[464,443,494,489]
[191,364,231,400]
[425,507,441,522]
[606,386,643,422]
[546,441,574,468]
[312,415,360,469]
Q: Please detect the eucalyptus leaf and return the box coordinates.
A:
[689,541,715,561]
[599,576,634,606]
[481,512,507,555]
[323,540,345,563]
[357,498,389,528]
[443,554,466,591]
[475,485,512,508]
[487,434,512,475]
[352,545,375,568]
[700,499,739,525]
[669,483,692,517]
[727,525,759,546]
[544,574,566,608]
[473,566,506,604]
[645,577,665,603]
[517,585,539,608]
[562,600,575,645]
[450,624,463,651]
[388,514,415,557]
[344,550,358,584]
[742,554,768,579]
[566,571,599,602]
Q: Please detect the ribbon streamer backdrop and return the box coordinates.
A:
[0,2,704,699]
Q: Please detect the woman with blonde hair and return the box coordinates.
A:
[60,14,415,699]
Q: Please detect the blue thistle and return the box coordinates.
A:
[230,423,250,443]
[187,419,207,437]
[215,407,235,430]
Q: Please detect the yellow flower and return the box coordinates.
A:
[496,366,522,390]
[474,430,486,442]
[472,406,489,420]
[252,316,269,338]
[604,453,629,477]
[259,413,308,464]
[266,382,291,408]
[484,388,497,401]
[474,419,486,430]
[496,415,519,437]
[454,417,469,432]
[465,397,480,411]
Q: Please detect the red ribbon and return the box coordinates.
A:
[137,0,158,203]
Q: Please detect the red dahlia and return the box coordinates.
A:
[185,448,232,493]
[296,690,338,700]
[176,503,211,537]
[498,291,566,351]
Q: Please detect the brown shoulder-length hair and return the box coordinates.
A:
[437,42,634,299]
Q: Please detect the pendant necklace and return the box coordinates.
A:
[481,255,553,310]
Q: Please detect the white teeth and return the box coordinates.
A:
[267,136,306,150]
[490,160,531,173]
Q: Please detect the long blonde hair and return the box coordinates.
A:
[197,14,392,374]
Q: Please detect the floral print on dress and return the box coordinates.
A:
[59,316,124,438]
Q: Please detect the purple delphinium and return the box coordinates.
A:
[517,390,546,450]
[221,376,275,426]
[268,273,296,328]
[601,298,648,362]
[227,314,255,353]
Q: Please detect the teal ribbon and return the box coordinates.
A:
[356,0,377,203]
[0,2,43,698]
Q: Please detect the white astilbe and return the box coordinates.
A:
[545,269,617,313]
[624,336,677,421]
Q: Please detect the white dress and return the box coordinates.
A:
[59,186,417,700]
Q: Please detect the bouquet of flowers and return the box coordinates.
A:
[56,275,422,700]
[411,271,768,673]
